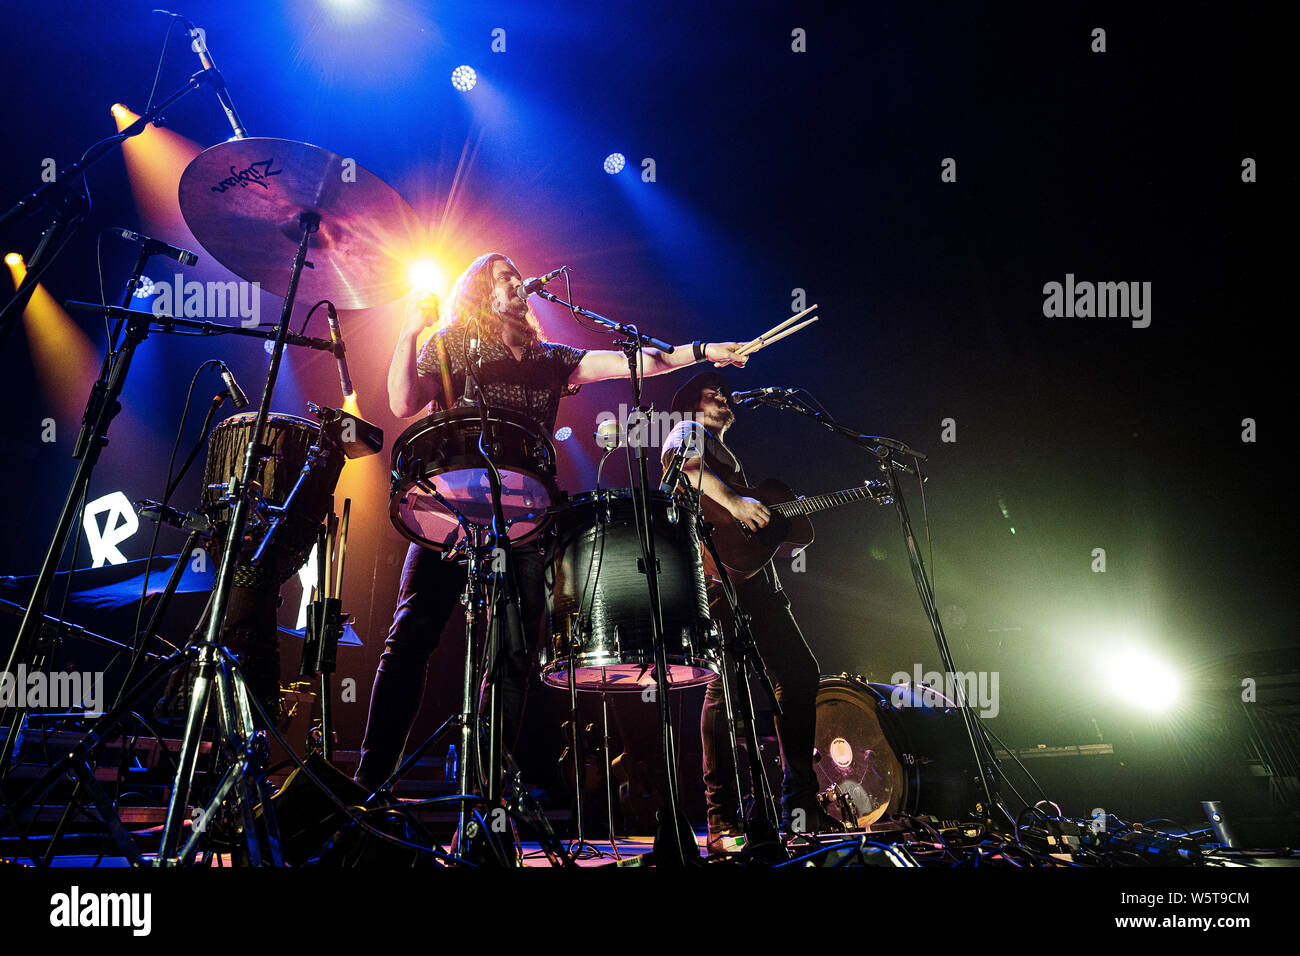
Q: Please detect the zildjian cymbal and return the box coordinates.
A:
[179,137,422,310]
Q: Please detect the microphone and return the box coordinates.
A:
[115,229,199,267]
[659,422,703,493]
[519,266,568,296]
[134,499,213,535]
[594,417,623,450]
[180,18,249,140]
[729,386,794,404]
[217,362,249,409]
[325,303,355,399]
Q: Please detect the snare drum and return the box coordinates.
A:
[200,412,344,582]
[541,488,717,692]
[389,406,559,551]
[813,675,979,827]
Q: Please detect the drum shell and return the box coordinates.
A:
[542,489,716,691]
[200,413,344,582]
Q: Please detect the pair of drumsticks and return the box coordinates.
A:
[733,304,819,358]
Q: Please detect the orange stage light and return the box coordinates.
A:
[6,254,100,424]
[112,104,204,239]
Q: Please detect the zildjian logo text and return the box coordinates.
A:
[210,159,282,193]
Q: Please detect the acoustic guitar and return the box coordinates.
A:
[698,477,893,579]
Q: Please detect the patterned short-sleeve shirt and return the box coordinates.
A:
[416,325,587,433]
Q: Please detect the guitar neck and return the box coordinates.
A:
[772,483,886,518]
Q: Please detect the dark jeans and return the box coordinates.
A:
[355,541,546,792]
[702,567,820,829]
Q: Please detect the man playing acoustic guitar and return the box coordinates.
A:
[661,372,832,855]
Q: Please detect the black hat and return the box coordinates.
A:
[670,371,731,415]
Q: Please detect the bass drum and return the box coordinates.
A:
[813,675,979,828]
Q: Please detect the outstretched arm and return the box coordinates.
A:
[571,341,748,385]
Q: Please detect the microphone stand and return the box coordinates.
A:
[737,392,1015,830]
[0,225,199,774]
[535,287,695,865]
[0,67,232,347]
[683,481,787,861]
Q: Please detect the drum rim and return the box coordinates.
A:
[562,487,679,507]
[391,404,559,457]
[215,410,320,429]
[540,656,718,692]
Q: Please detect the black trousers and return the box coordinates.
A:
[355,541,546,792]
[702,566,820,829]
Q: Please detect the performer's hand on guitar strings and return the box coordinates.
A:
[729,495,770,531]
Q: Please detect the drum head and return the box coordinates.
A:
[393,468,554,549]
[389,406,557,550]
[814,677,908,829]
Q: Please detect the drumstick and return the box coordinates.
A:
[334,498,351,599]
[737,304,817,355]
[737,316,819,356]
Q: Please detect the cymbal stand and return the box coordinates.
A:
[157,211,321,864]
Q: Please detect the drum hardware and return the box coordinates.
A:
[1,126,409,864]
[530,283,699,865]
[249,440,335,569]
[309,402,384,460]
[737,390,1014,830]
[378,328,572,868]
[154,132,422,865]
[297,501,351,764]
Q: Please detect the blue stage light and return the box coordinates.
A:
[554,426,573,442]
[603,153,626,174]
[451,65,478,92]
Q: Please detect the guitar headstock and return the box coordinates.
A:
[864,478,894,505]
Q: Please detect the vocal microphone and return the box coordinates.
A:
[325,303,355,399]
[729,386,795,403]
[217,362,249,409]
[519,266,568,296]
[659,421,703,493]
[115,228,199,267]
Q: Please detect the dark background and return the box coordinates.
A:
[0,1,1290,827]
